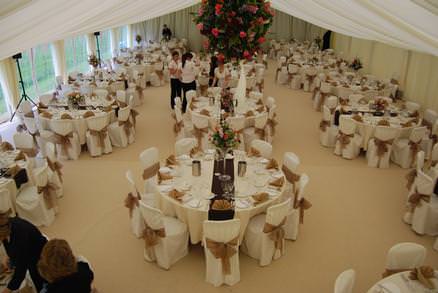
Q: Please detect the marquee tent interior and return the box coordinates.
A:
[0,1,437,293]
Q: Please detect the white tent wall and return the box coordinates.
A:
[333,32,438,111]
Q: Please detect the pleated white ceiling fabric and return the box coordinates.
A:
[0,0,437,61]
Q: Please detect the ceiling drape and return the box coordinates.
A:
[0,0,437,61]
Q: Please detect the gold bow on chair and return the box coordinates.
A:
[89,128,108,148]
[53,133,73,156]
[37,183,57,209]
[263,217,286,253]
[248,147,261,157]
[143,223,166,259]
[374,138,394,165]
[336,131,353,150]
[267,117,278,136]
[319,120,330,132]
[266,158,279,170]
[29,130,40,146]
[0,142,14,152]
[408,140,421,167]
[255,126,265,140]
[118,119,133,138]
[142,162,160,180]
[281,165,300,193]
[47,158,63,183]
[293,194,312,224]
[316,92,330,112]
[405,169,417,190]
[409,266,436,289]
[173,120,184,135]
[124,191,141,218]
[165,155,178,167]
[192,126,208,152]
[17,148,38,158]
[205,237,239,275]
[408,189,431,213]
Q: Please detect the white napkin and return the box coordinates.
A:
[236,199,251,209]
[159,167,172,174]
[186,198,201,208]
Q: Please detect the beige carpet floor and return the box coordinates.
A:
[41,61,438,293]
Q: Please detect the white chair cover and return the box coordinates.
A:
[139,202,189,270]
[50,119,81,160]
[284,173,309,240]
[334,117,362,159]
[242,199,291,266]
[384,242,426,273]
[203,219,241,287]
[139,147,159,194]
[175,138,197,156]
[125,169,146,238]
[15,165,56,226]
[334,269,355,293]
[108,106,135,148]
[191,112,210,151]
[391,127,427,168]
[226,116,246,151]
[0,188,15,215]
[85,113,112,157]
[320,105,337,147]
[367,126,399,168]
[243,112,268,147]
[250,139,272,159]
[45,142,63,198]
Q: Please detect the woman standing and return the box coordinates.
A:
[212,61,230,88]
[0,212,47,293]
[169,51,181,109]
[180,53,197,113]
[38,239,94,293]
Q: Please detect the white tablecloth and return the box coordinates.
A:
[366,271,438,293]
[156,153,285,244]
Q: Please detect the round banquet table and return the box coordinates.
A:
[189,96,267,129]
[336,105,420,150]
[155,151,285,244]
[366,270,438,293]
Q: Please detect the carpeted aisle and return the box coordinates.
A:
[41,61,438,293]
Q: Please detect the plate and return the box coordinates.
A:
[186,198,201,208]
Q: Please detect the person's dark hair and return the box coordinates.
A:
[209,56,218,77]
[182,52,193,68]
[38,239,78,283]
[172,51,179,57]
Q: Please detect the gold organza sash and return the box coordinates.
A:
[205,237,239,275]
[408,189,431,212]
[47,158,63,182]
[53,133,73,155]
[38,183,57,209]
[142,162,160,180]
[252,192,269,205]
[143,223,166,258]
[89,128,108,148]
[124,191,141,218]
[409,266,436,289]
[336,131,353,150]
[118,120,133,138]
[319,120,330,132]
[263,217,286,252]
[293,195,312,224]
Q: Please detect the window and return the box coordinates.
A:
[15,45,56,100]
[65,35,89,74]
[99,30,112,61]
[120,26,128,49]
[0,84,8,121]
[33,44,56,95]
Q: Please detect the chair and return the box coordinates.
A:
[13,132,38,159]
[38,94,53,107]
[284,173,310,240]
[93,89,108,100]
[242,199,291,266]
[116,90,127,104]
[391,127,427,168]
[265,104,277,144]
[203,219,241,286]
[173,105,185,140]
[334,269,355,293]
[226,116,246,151]
[313,81,331,111]
[15,165,56,227]
[320,105,337,147]
[405,101,420,113]
[186,90,198,106]
[250,139,272,159]
[0,188,15,216]
[367,126,400,168]
[191,112,210,152]
[175,138,197,157]
[382,242,426,277]
[50,119,81,160]
[125,170,149,238]
[348,94,364,106]
[139,147,160,194]
[244,113,268,147]
[108,106,135,148]
[85,113,112,157]
[334,117,362,159]
[139,202,189,269]
[403,169,436,235]
[45,142,63,198]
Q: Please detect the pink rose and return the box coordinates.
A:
[215,4,223,15]
[258,37,266,44]
[198,7,204,16]
[239,31,247,38]
[211,28,220,38]
[243,50,251,59]
[196,23,204,31]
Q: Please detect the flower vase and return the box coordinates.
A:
[216,148,230,176]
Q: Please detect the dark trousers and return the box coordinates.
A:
[170,78,181,109]
[29,262,45,291]
[181,81,197,113]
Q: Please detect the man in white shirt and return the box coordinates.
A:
[169,51,181,109]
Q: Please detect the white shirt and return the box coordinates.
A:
[169,59,181,79]
[181,60,196,83]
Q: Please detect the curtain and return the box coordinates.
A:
[110,28,120,57]
[333,32,438,112]
[86,33,97,56]
[50,40,67,81]
[0,58,20,111]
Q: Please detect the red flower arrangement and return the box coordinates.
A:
[194,0,274,61]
